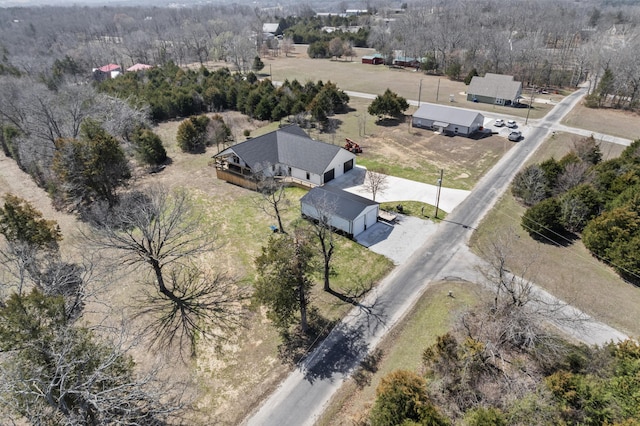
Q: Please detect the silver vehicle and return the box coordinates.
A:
[508,130,522,141]
[506,120,517,128]
[494,118,505,127]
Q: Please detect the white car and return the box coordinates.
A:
[506,120,517,128]
[508,130,522,141]
[494,119,505,127]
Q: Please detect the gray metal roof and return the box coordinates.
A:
[301,185,377,221]
[216,125,348,175]
[467,73,522,101]
[413,103,484,127]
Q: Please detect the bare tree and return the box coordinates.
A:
[85,187,247,357]
[301,192,337,293]
[0,293,187,424]
[254,166,290,234]
[281,37,295,57]
[363,168,389,201]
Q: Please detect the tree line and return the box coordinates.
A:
[512,136,640,283]
[99,63,350,124]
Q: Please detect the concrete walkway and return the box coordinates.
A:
[326,165,471,213]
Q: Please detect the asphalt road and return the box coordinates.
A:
[244,86,621,426]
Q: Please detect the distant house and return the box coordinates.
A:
[362,53,384,65]
[301,185,378,238]
[392,56,420,68]
[92,64,121,81]
[126,63,153,72]
[466,73,523,106]
[214,125,356,190]
[412,103,485,137]
[262,23,280,35]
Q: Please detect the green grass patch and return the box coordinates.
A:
[194,185,393,321]
[380,201,446,221]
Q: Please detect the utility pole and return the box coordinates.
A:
[418,78,423,106]
[436,78,440,102]
[525,85,535,125]
[435,169,443,219]
[269,64,272,79]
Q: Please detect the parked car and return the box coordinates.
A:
[508,131,522,141]
[494,119,505,127]
[506,120,517,128]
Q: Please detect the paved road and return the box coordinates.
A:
[244,86,626,426]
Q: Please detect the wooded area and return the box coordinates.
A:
[1,0,640,423]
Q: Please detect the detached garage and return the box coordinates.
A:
[412,103,485,137]
[300,186,379,238]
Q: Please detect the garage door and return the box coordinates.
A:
[323,169,335,183]
[344,159,353,172]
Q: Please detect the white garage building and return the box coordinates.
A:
[300,185,379,238]
[412,103,485,137]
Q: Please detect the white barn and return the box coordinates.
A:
[412,103,485,137]
[300,186,379,238]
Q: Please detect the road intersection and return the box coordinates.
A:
[244,86,630,426]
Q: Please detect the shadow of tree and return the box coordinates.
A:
[299,295,390,383]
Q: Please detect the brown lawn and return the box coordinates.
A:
[562,102,640,141]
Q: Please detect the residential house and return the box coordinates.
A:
[412,103,485,137]
[262,23,280,36]
[214,125,356,190]
[362,53,384,65]
[92,64,121,81]
[300,185,378,238]
[392,56,420,68]
[466,73,523,106]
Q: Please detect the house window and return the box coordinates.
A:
[288,167,291,175]
[454,127,458,133]
[306,172,310,180]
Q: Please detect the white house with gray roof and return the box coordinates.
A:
[301,185,378,238]
[214,125,356,189]
[466,73,522,106]
[412,103,485,137]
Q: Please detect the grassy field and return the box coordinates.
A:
[258,46,554,121]
[562,102,640,141]
[469,133,640,337]
[317,281,484,425]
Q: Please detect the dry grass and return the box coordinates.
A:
[562,102,640,140]
[317,281,484,426]
[469,134,640,337]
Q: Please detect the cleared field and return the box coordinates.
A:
[257,45,553,120]
[469,132,640,337]
[562,102,640,141]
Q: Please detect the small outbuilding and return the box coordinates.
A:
[466,73,522,106]
[301,185,379,238]
[412,103,485,137]
[92,64,121,81]
[362,53,384,65]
